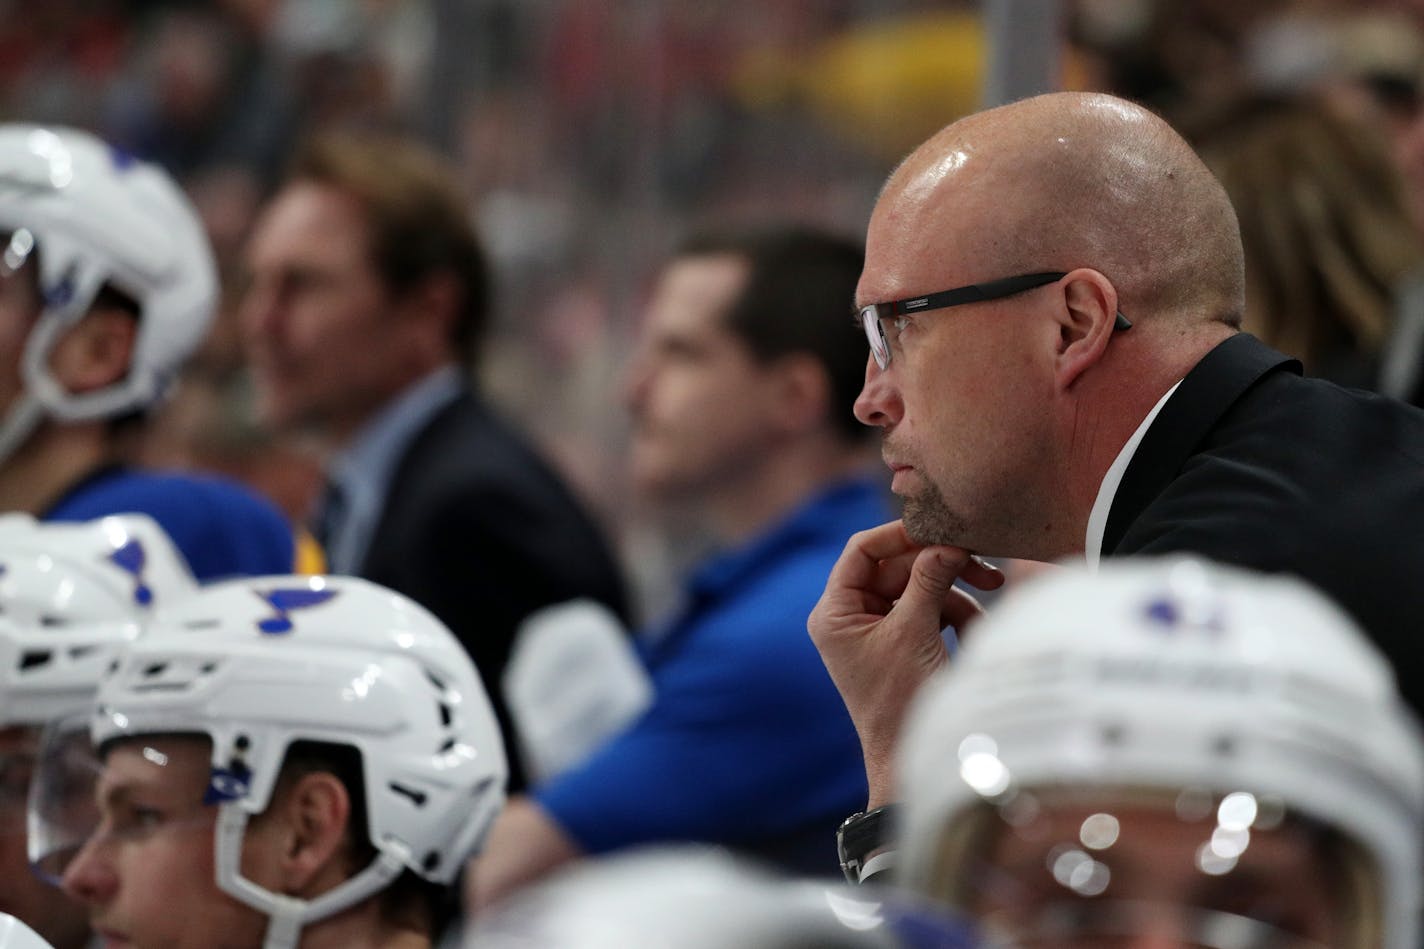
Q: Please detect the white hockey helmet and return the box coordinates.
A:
[0,513,195,725]
[0,913,56,949]
[897,557,1424,949]
[0,124,217,460]
[87,574,507,949]
[463,846,976,949]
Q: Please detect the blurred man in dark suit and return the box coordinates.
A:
[239,132,628,789]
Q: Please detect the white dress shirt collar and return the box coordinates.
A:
[1083,381,1182,570]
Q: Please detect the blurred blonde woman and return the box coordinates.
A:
[1190,95,1424,394]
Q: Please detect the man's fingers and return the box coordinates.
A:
[825,521,921,589]
[895,547,962,622]
[961,554,1006,591]
[940,585,985,633]
[816,522,924,620]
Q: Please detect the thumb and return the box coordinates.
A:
[897,546,965,622]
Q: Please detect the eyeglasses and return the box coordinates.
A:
[857,271,1133,369]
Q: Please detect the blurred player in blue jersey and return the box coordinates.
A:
[0,123,299,579]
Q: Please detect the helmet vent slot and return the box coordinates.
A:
[20,649,52,669]
[438,703,452,727]
[389,782,428,807]
[142,661,168,677]
[68,645,97,660]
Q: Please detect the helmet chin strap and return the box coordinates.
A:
[0,393,45,468]
[214,804,409,949]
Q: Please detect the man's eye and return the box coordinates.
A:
[892,315,913,335]
[114,806,165,834]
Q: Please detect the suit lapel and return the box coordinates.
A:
[357,389,472,577]
[1101,334,1301,555]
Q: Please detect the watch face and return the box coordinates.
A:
[839,806,899,883]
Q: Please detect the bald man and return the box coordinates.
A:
[810,91,1424,859]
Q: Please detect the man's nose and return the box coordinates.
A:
[853,355,901,428]
[620,354,652,415]
[237,279,285,347]
[59,836,116,907]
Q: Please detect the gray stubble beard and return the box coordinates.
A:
[899,479,969,547]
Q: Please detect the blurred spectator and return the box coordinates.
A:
[103,6,298,188]
[1189,95,1424,391]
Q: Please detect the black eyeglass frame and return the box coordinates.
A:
[858,271,1132,369]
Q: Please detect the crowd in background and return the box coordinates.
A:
[2,0,1423,610]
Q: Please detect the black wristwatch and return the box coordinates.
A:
[836,804,899,884]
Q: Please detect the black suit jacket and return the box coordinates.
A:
[1105,333,1424,715]
[358,387,629,790]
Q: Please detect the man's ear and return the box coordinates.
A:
[48,307,138,393]
[1053,268,1119,392]
[767,352,831,435]
[269,771,354,895]
[394,271,462,359]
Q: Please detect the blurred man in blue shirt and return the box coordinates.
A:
[469,227,890,908]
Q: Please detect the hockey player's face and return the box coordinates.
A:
[946,798,1361,949]
[60,737,268,949]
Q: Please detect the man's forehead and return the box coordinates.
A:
[247,180,372,265]
[648,255,748,323]
[101,735,208,775]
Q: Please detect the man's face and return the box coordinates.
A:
[957,799,1353,948]
[240,181,423,442]
[0,727,92,949]
[59,736,268,949]
[623,254,785,500]
[851,185,1060,557]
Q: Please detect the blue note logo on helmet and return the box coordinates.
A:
[1140,594,1225,636]
[107,538,154,606]
[254,587,339,634]
[203,763,252,806]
